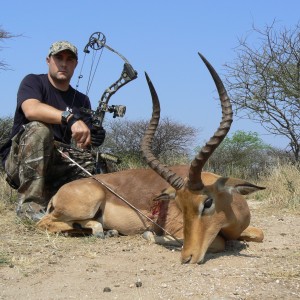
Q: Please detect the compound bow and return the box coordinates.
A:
[76,32,138,173]
[80,32,138,128]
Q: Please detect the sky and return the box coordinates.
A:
[1,1,299,150]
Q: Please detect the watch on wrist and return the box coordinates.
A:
[61,110,72,125]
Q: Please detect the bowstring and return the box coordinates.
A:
[61,44,103,142]
[86,47,104,96]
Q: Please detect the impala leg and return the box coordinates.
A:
[37,215,103,237]
[75,220,105,239]
[238,226,264,242]
[142,231,183,247]
[208,235,226,253]
[37,215,74,233]
[142,231,226,252]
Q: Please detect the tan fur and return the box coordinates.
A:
[37,165,264,263]
[176,176,264,264]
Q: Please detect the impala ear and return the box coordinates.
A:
[154,187,177,201]
[217,177,266,196]
[234,184,266,195]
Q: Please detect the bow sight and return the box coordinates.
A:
[79,32,138,128]
[81,103,126,128]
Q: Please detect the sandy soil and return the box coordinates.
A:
[0,201,299,300]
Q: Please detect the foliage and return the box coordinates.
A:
[225,20,300,161]
[0,116,13,148]
[102,117,197,169]
[0,116,13,172]
[205,130,273,179]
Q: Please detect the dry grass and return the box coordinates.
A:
[257,161,300,210]
[0,173,17,213]
[1,161,299,214]
[0,163,299,299]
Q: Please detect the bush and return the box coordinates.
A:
[204,130,275,180]
[102,117,197,169]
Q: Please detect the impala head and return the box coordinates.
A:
[142,53,234,264]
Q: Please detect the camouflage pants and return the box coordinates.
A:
[5,121,95,215]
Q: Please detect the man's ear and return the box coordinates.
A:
[46,56,50,64]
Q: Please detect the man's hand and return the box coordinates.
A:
[69,119,91,148]
[91,127,106,147]
[21,100,92,148]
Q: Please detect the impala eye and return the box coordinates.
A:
[200,197,214,215]
[203,198,213,209]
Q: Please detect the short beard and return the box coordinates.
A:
[48,72,71,90]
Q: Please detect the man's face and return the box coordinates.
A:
[47,50,78,83]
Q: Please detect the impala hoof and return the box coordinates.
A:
[105,230,119,238]
[94,232,105,239]
[142,231,155,243]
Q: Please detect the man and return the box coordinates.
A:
[0,41,105,221]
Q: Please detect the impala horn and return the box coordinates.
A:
[187,53,233,190]
[141,53,233,191]
[141,72,185,189]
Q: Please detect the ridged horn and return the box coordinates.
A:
[187,53,233,190]
[141,72,185,190]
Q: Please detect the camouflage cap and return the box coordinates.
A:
[48,41,78,59]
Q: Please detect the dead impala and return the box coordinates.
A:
[37,53,265,264]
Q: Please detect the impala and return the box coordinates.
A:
[37,53,264,264]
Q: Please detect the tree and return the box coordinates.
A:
[103,117,198,167]
[225,21,300,161]
[0,27,19,70]
[206,130,273,179]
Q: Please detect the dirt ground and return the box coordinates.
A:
[0,200,299,300]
